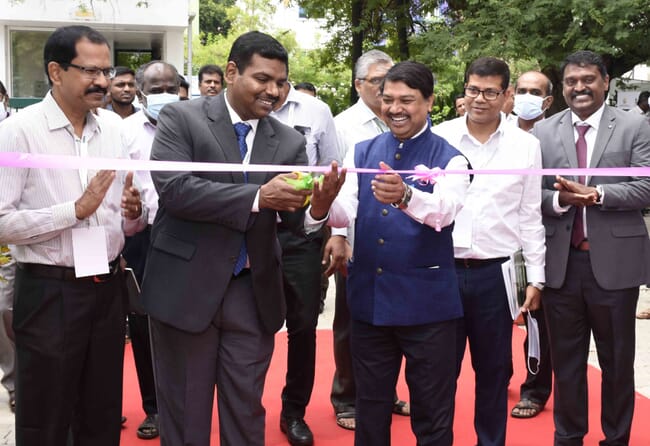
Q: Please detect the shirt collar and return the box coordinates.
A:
[571,102,605,131]
[274,84,302,113]
[459,113,507,143]
[224,91,259,134]
[43,90,100,135]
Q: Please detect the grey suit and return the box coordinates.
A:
[534,106,650,445]
[141,94,307,446]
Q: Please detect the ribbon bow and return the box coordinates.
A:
[406,164,444,185]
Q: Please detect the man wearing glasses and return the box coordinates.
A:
[0,25,147,446]
[432,57,546,446]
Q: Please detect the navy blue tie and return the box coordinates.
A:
[233,122,251,275]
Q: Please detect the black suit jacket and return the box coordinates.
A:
[141,94,308,334]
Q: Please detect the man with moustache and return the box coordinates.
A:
[0,25,147,446]
[432,57,545,446]
[105,66,139,118]
[140,31,344,446]
[324,49,411,431]
[533,50,650,446]
[510,70,554,419]
[198,63,224,97]
[120,60,181,440]
[322,61,470,446]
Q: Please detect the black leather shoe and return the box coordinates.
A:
[280,417,314,446]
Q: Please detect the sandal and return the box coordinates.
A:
[335,411,355,430]
[392,399,410,416]
[511,398,543,418]
[136,414,160,440]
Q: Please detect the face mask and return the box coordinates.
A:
[143,92,179,120]
[0,103,8,123]
[513,93,547,121]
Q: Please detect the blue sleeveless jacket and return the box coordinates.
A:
[347,127,464,325]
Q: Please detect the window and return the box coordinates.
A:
[10,30,50,98]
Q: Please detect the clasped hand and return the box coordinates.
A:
[554,175,598,207]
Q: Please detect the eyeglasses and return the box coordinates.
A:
[358,77,384,86]
[464,86,504,101]
[60,62,116,79]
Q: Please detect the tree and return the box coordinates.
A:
[413,0,650,114]
[199,0,236,43]
[297,0,439,104]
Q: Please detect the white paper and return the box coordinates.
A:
[71,226,109,277]
[501,259,521,320]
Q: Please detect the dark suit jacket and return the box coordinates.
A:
[533,105,650,290]
[140,94,308,334]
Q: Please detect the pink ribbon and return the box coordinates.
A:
[1,152,649,177]
[407,164,444,185]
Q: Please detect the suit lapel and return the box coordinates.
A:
[248,118,280,185]
[206,95,246,183]
[589,106,616,183]
[558,110,579,181]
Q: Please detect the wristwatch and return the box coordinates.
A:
[529,282,545,291]
[391,184,413,210]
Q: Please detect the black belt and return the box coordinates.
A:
[454,257,509,269]
[17,258,121,283]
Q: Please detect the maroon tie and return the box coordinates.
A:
[571,124,590,248]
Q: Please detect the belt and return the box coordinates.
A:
[454,257,509,268]
[17,258,121,283]
[572,240,590,251]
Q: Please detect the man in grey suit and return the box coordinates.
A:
[140,31,344,446]
[533,50,650,446]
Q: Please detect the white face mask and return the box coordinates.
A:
[0,103,8,123]
[143,92,179,121]
[513,93,548,121]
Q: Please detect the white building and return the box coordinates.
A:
[0,0,190,99]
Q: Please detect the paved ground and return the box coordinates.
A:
[0,283,648,444]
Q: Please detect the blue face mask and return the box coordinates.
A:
[143,92,179,120]
[513,93,548,121]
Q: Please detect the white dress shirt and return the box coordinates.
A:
[0,91,147,266]
[330,99,388,242]
[432,116,546,282]
[122,110,158,225]
[271,85,340,166]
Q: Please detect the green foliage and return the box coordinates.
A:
[199,0,236,42]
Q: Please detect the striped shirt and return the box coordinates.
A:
[0,91,147,266]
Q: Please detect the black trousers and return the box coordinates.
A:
[544,249,637,446]
[122,226,157,416]
[351,318,457,446]
[330,271,356,414]
[278,228,323,419]
[13,265,126,446]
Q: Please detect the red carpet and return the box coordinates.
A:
[121,326,650,445]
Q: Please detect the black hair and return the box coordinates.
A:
[638,91,650,104]
[198,64,224,83]
[43,25,109,86]
[113,66,135,78]
[228,31,288,75]
[381,61,434,99]
[294,82,316,95]
[560,50,608,79]
[465,57,510,91]
[178,74,190,90]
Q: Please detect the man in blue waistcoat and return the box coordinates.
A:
[316,61,471,446]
